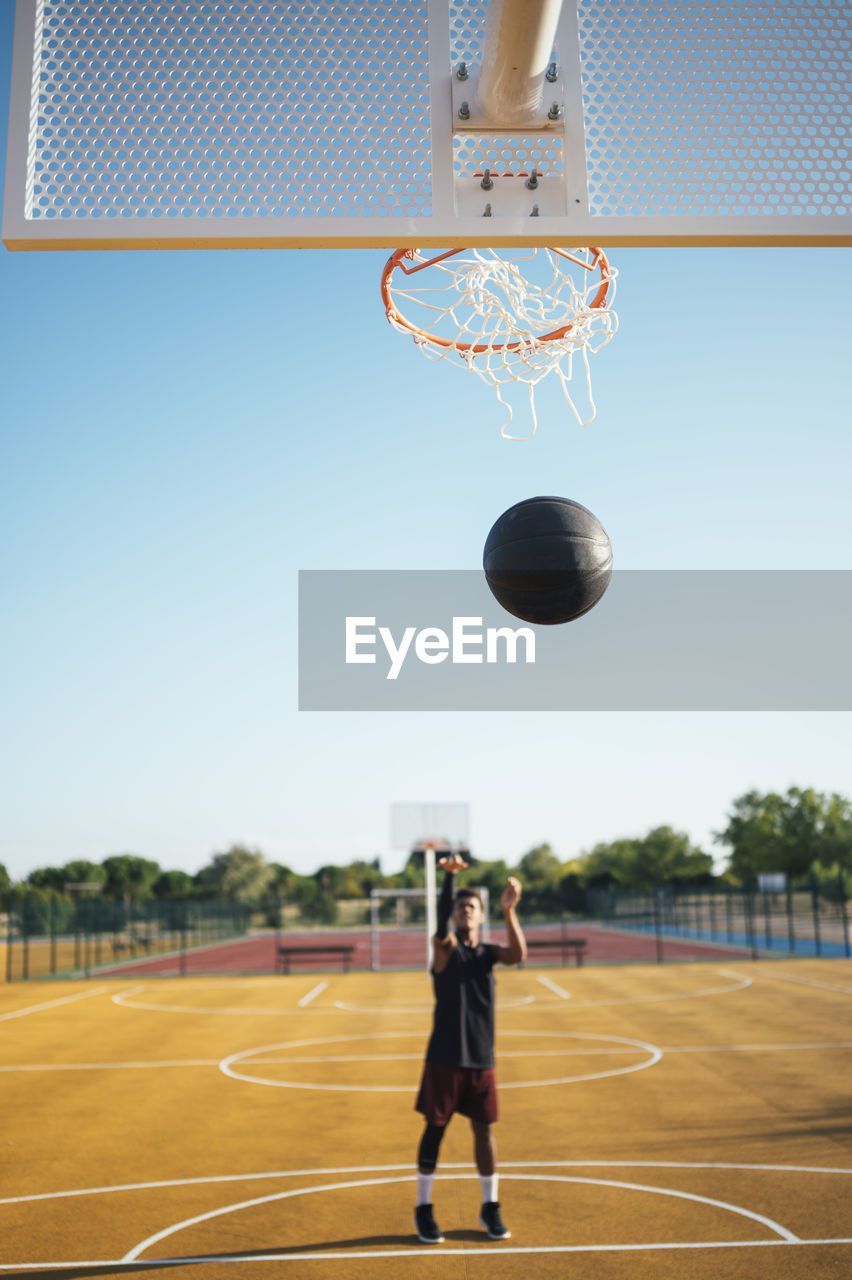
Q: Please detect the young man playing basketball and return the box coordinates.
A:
[414,852,527,1244]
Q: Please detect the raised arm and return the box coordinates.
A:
[495,876,526,965]
[431,852,467,973]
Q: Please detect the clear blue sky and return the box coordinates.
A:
[1,5,851,883]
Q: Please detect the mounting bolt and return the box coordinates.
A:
[480,166,493,191]
[456,61,469,81]
[547,102,562,121]
[546,61,558,83]
[458,100,471,121]
[526,169,538,190]
[483,202,492,217]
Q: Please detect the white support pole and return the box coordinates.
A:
[370,891,379,971]
[479,886,490,942]
[477,0,565,125]
[425,846,437,971]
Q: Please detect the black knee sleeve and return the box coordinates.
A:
[417,1123,446,1173]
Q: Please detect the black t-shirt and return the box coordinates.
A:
[426,941,500,1069]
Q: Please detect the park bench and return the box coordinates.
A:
[111,934,152,957]
[524,937,587,967]
[275,944,356,973]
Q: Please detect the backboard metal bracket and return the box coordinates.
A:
[451,66,565,135]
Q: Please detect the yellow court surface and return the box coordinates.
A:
[2,960,851,1279]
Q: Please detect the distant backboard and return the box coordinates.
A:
[3,0,851,250]
[390,803,470,852]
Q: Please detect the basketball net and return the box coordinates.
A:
[381,246,617,439]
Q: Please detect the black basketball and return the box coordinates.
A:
[483,496,613,625]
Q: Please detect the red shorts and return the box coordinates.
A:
[415,1062,498,1126]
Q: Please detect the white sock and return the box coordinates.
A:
[480,1173,498,1203]
[416,1172,435,1206]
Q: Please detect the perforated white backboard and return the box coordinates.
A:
[3,0,851,249]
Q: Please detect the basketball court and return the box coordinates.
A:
[2,959,851,1277]
[1,3,851,1275]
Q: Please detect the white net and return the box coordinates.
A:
[383,247,617,438]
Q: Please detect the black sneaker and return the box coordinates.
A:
[479,1200,511,1240]
[414,1203,444,1244]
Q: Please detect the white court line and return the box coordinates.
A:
[122,1171,800,1262]
[111,993,315,1016]
[106,969,751,1018]
[537,974,571,999]
[331,973,750,1015]
[754,969,852,994]
[566,970,753,1010]
[219,1029,662,1092]
[3,1160,851,1210]
[664,1041,852,1054]
[0,1060,218,1072]
[0,987,107,1021]
[248,1048,641,1064]
[298,981,328,1007]
[2,1039,850,1076]
[332,995,535,1013]
[4,1241,852,1268]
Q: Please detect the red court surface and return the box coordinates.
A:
[91,923,751,978]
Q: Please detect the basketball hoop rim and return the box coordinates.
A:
[380,246,613,355]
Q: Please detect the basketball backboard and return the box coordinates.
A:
[4,0,850,251]
[390,802,470,852]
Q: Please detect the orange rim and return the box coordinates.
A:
[380,247,612,355]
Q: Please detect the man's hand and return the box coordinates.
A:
[437,852,468,874]
[496,877,526,965]
[501,876,522,911]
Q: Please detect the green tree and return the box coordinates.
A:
[26,866,67,892]
[715,787,852,883]
[514,844,565,914]
[469,859,511,900]
[102,854,161,902]
[300,890,339,924]
[557,871,587,913]
[152,869,195,899]
[517,843,561,886]
[0,862,10,911]
[579,838,638,888]
[196,845,273,902]
[314,864,345,895]
[61,860,107,891]
[19,885,56,935]
[268,863,298,893]
[630,826,713,885]
[346,858,386,896]
[579,828,712,888]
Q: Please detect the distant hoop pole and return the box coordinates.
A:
[477,0,565,124]
[425,846,437,970]
[370,893,379,971]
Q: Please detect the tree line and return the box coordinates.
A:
[2,787,850,921]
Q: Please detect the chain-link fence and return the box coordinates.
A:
[4,876,850,980]
[587,877,851,960]
[2,889,253,980]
